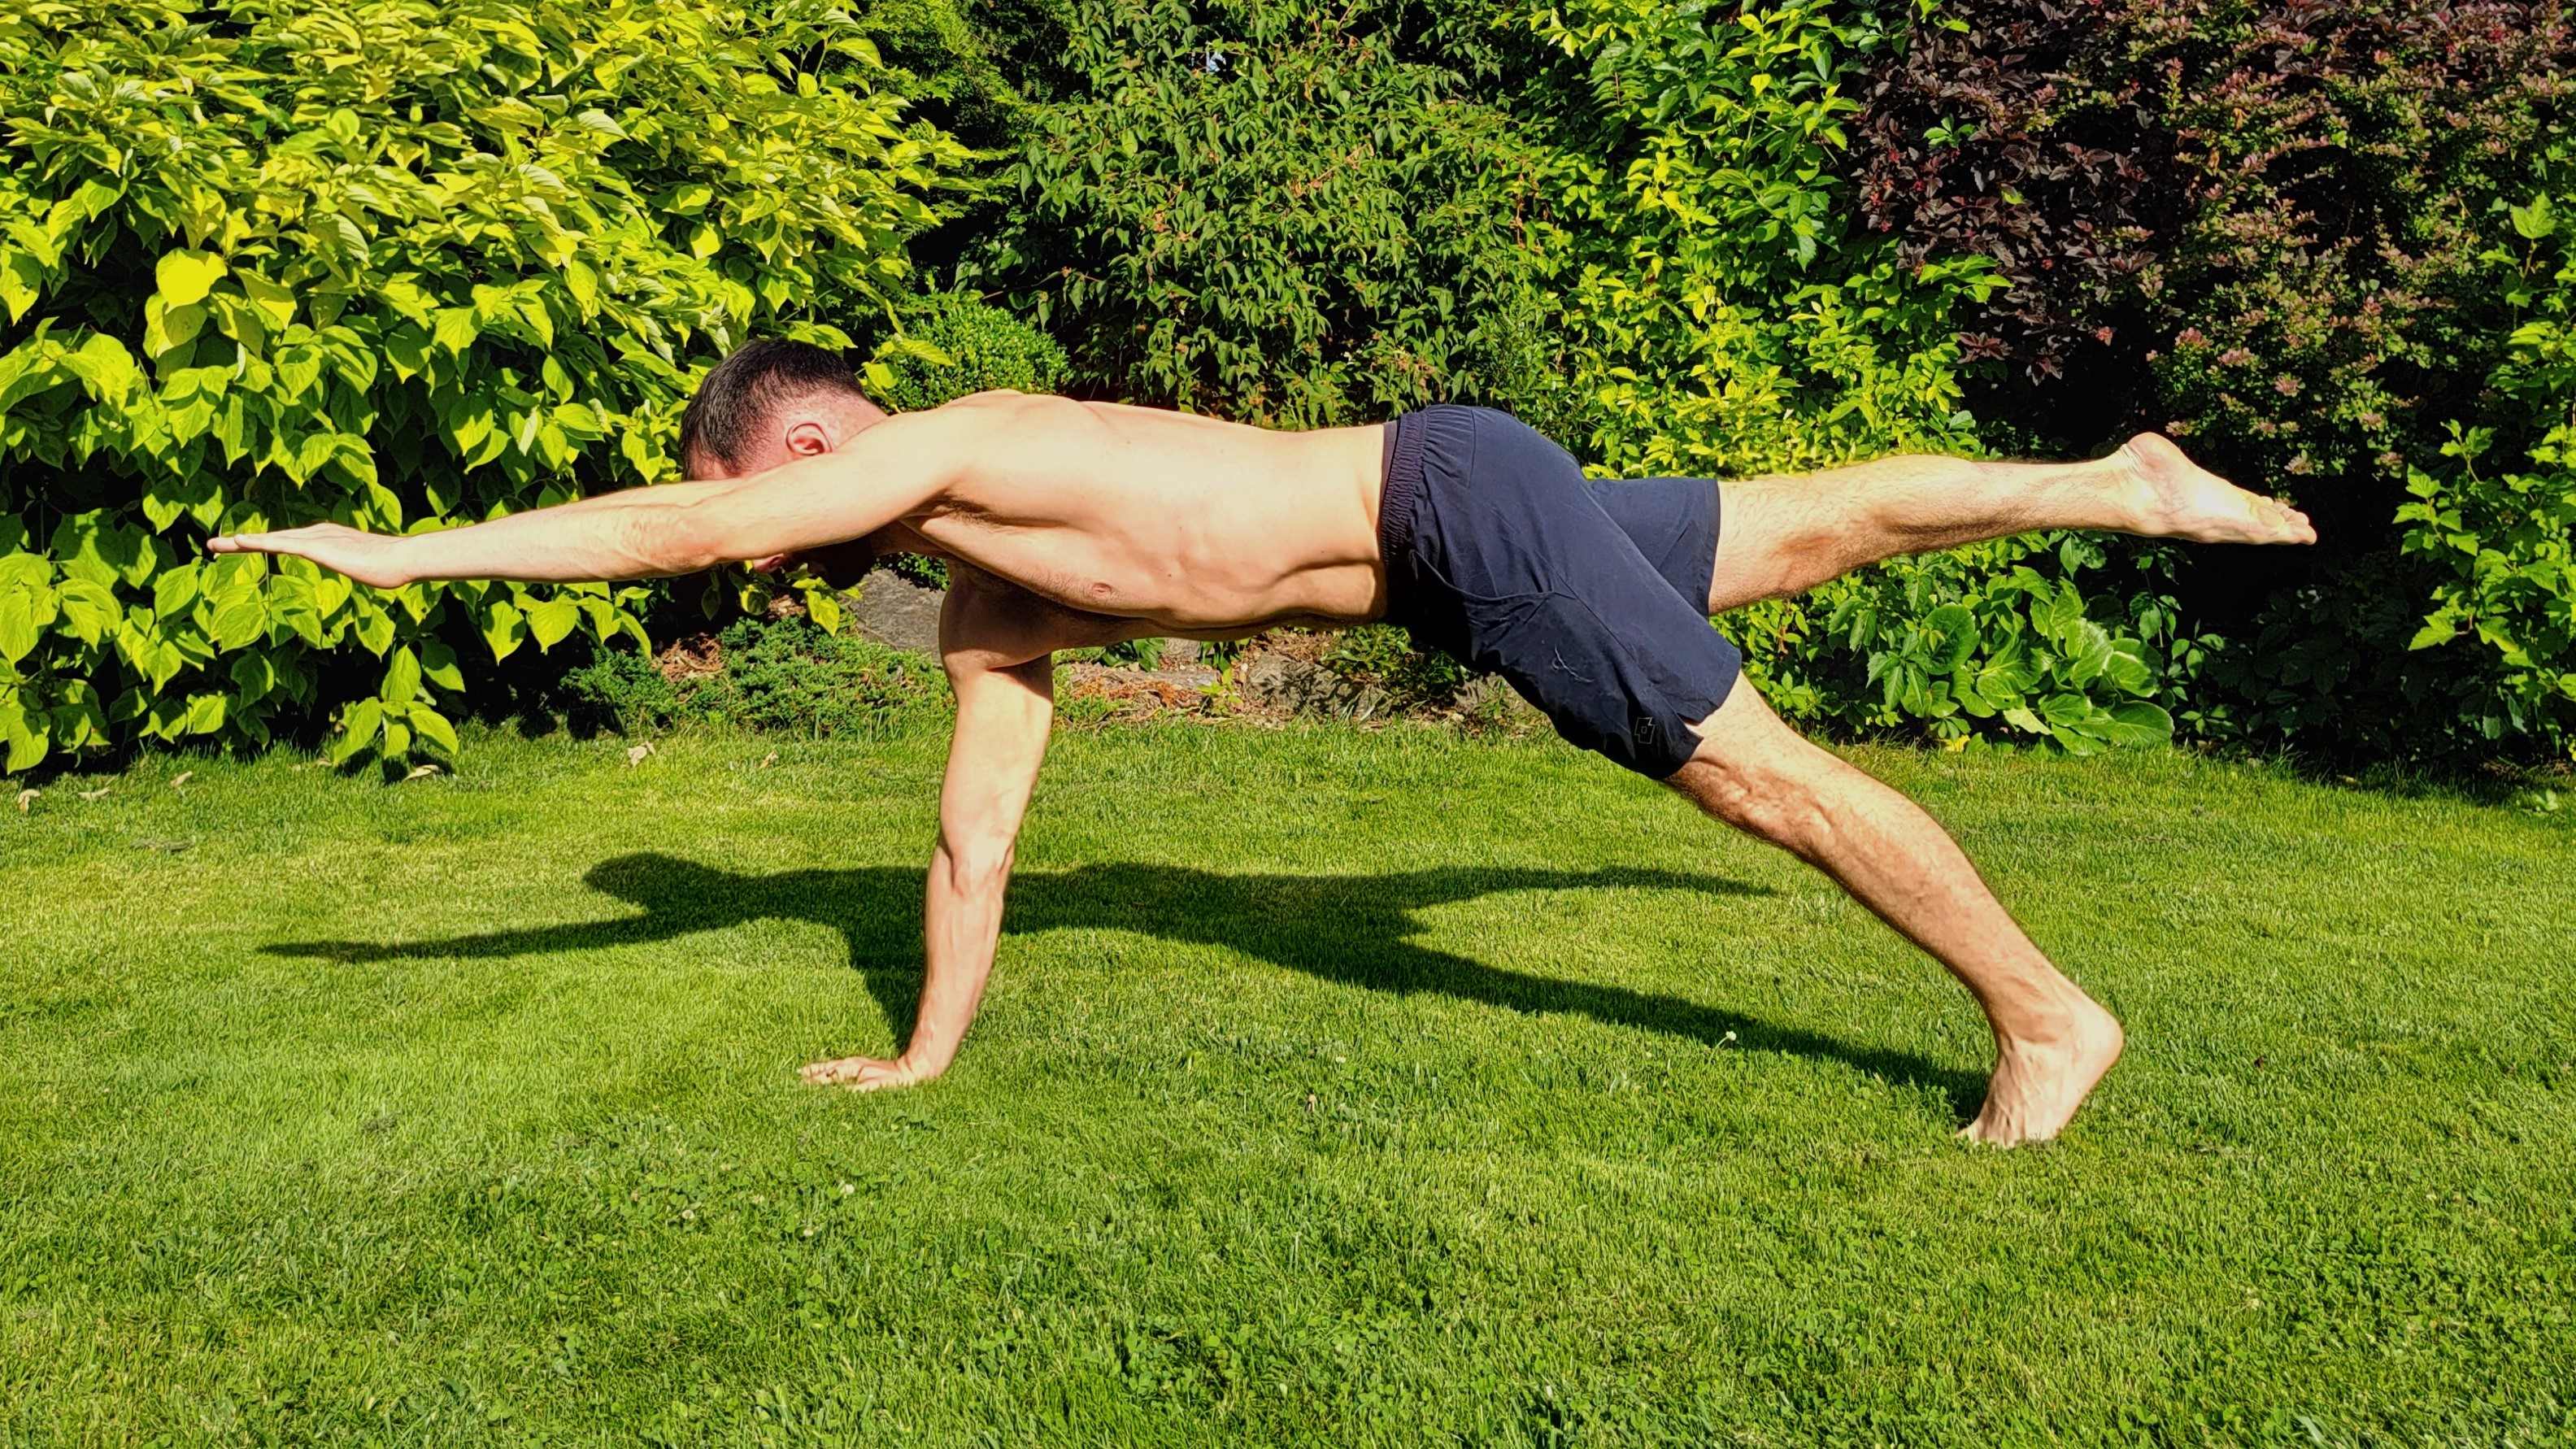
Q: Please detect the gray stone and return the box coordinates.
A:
[848,568,945,655]
[1237,654,1385,718]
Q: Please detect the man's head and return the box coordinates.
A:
[677,339,889,480]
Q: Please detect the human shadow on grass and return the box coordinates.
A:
[267,853,1982,1115]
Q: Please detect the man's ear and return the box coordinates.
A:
[784,419,833,458]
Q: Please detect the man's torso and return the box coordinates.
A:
[900,392,1390,665]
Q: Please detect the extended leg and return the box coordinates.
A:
[1671,683,2123,1145]
[1707,434,2316,612]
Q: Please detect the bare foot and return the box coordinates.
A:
[2117,433,2317,546]
[1959,991,2125,1147]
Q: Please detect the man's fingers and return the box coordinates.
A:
[801,1055,916,1090]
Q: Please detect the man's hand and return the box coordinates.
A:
[208,522,413,589]
[801,1053,943,1091]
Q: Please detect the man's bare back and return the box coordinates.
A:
[211,339,2313,1145]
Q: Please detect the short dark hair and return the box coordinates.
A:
[677,339,872,472]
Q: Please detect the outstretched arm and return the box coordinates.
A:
[207,409,968,587]
[803,621,1055,1090]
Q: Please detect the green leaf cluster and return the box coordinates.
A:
[1536,0,1997,480]
[0,0,971,775]
[2397,169,2576,757]
[1731,531,2193,753]
[966,0,1574,429]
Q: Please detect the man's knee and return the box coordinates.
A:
[1669,687,1844,855]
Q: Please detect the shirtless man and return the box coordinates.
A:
[210,339,2315,1145]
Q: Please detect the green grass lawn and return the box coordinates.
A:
[3,722,2571,1446]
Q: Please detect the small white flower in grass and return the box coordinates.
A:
[839,1182,855,1196]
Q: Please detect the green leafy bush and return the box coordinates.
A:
[965,0,1572,429]
[1845,0,2576,761]
[874,290,1068,413]
[0,0,968,776]
[1538,0,1998,481]
[1736,533,2201,752]
[560,613,946,738]
[2397,186,2576,757]
[688,615,946,737]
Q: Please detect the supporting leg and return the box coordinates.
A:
[1708,433,2316,612]
[1670,683,2125,1145]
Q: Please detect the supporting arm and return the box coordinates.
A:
[803,633,1055,1090]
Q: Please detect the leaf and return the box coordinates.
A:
[420,638,465,691]
[2100,638,2154,695]
[433,307,481,355]
[169,771,193,790]
[209,594,268,651]
[2,695,46,772]
[626,742,655,767]
[2095,701,2176,749]
[408,704,460,757]
[154,563,203,619]
[402,763,444,782]
[525,596,581,651]
[0,591,37,664]
[481,600,528,661]
[14,787,35,813]
[154,250,228,307]
[1923,603,1976,671]
[182,692,228,736]
[236,268,296,329]
[353,605,395,657]
[53,579,120,645]
[2406,617,2458,650]
[330,698,385,765]
[2063,620,2114,685]
[381,646,423,707]
[2001,705,2046,735]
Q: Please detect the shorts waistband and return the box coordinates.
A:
[1377,413,1428,564]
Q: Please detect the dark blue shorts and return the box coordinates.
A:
[1378,405,1742,779]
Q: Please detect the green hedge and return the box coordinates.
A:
[0,0,970,775]
[7,0,2568,772]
